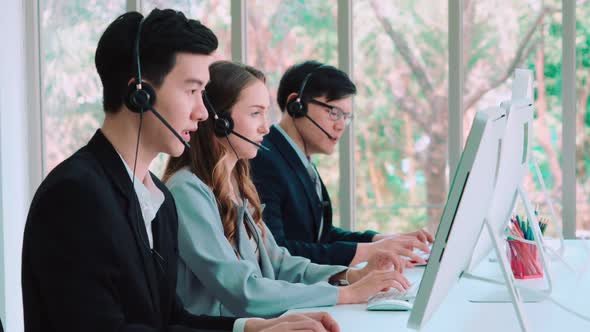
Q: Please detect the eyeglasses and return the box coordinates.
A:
[307,98,354,125]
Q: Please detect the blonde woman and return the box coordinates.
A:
[164,61,408,318]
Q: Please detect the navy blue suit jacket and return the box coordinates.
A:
[250,126,377,266]
[22,130,236,332]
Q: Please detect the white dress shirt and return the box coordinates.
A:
[117,154,164,249]
[117,154,249,332]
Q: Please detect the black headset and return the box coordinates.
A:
[123,15,190,151]
[202,89,234,138]
[285,65,335,140]
[286,65,328,118]
[202,89,270,150]
[125,15,166,272]
[125,17,156,114]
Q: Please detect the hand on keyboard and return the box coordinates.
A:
[409,248,431,266]
[347,250,406,285]
[372,237,431,266]
[364,250,404,274]
[369,282,419,302]
[337,269,410,304]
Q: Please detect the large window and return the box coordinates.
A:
[465,0,563,237]
[576,2,590,236]
[41,0,126,173]
[353,0,448,234]
[246,0,341,225]
[36,0,585,237]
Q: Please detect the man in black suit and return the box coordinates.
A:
[250,61,433,267]
[22,10,338,332]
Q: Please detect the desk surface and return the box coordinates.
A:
[288,240,590,332]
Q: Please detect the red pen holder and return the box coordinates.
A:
[507,240,543,279]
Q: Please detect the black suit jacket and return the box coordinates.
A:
[22,130,236,332]
[250,126,377,266]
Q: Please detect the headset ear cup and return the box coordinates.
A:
[214,114,234,137]
[125,80,156,113]
[287,99,306,118]
[202,90,233,137]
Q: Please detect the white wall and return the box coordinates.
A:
[0,1,34,331]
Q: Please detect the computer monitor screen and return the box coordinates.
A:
[407,106,507,330]
[467,98,534,272]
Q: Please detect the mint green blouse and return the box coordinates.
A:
[167,168,346,318]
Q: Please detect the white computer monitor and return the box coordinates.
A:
[407,105,507,330]
[466,98,534,272]
[466,69,539,273]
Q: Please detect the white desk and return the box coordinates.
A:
[288,240,590,331]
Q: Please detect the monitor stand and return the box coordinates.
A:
[530,153,565,258]
[464,184,553,332]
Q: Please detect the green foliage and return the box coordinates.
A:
[41,0,590,233]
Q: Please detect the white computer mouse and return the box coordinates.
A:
[366,299,412,311]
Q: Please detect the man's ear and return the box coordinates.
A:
[286,92,299,105]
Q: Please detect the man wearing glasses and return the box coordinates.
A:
[251,61,433,268]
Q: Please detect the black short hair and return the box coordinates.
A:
[276,60,357,112]
[95,8,218,113]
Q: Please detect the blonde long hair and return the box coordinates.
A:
[163,61,266,244]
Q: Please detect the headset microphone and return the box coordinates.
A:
[146,105,190,150]
[202,90,270,151]
[230,130,270,151]
[303,114,334,140]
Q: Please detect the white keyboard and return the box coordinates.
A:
[367,268,423,309]
[368,281,420,304]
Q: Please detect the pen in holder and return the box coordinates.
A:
[506,213,548,280]
[507,238,542,279]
